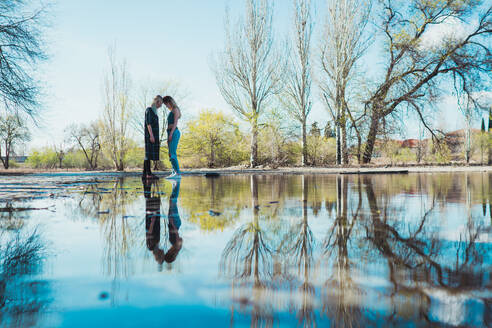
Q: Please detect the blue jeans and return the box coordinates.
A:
[167,128,180,173]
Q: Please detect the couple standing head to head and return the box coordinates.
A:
[143,94,182,180]
[152,95,178,111]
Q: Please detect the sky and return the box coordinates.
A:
[27,0,489,151]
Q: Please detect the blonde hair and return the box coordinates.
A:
[152,95,163,107]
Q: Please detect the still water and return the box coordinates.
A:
[0,173,491,327]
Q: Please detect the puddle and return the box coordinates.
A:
[0,173,491,327]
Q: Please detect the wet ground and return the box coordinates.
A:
[0,172,491,327]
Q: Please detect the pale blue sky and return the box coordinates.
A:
[30,0,485,150]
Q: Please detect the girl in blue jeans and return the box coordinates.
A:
[163,96,181,179]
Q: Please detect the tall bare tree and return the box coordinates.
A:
[361,0,492,163]
[213,0,283,167]
[283,0,314,167]
[320,0,372,165]
[101,48,132,171]
[0,113,30,169]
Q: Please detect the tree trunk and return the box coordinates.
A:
[4,143,9,169]
[2,140,9,169]
[465,111,471,164]
[356,134,362,164]
[362,114,379,164]
[341,121,348,165]
[336,120,341,165]
[210,143,215,168]
[250,116,258,168]
[302,119,307,166]
[0,149,6,169]
[488,107,492,165]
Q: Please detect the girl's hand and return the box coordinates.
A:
[150,135,155,143]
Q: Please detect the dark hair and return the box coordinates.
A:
[162,96,178,109]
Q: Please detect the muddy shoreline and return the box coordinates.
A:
[1,166,491,203]
[1,165,492,177]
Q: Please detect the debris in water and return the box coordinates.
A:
[0,205,55,213]
[209,210,222,216]
[99,292,109,300]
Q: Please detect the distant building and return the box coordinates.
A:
[401,139,420,149]
[1,155,28,163]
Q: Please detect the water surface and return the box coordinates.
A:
[1,173,491,327]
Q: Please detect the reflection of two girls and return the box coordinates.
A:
[143,179,182,268]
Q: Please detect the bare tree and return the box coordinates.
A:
[213,0,284,167]
[66,121,101,170]
[53,142,65,169]
[282,0,314,166]
[361,1,492,163]
[101,47,132,171]
[0,0,50,117]
[319,0,372,165]
[0,113,30,169]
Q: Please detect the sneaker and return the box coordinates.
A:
[166,172,181,179]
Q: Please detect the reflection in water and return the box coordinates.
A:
[220,175,275,327]
[321,175,364,328]
[217,174,492,327]
[144,180,164,268]
[166,180,183,264]
[143,179,183,269]
[279,175,316,327]
[0,229,50,328]
[6,173,489,327]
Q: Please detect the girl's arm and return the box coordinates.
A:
[168,108,180,141]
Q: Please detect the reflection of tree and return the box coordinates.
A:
[0,229,50,327]
[278,175,316,327]
[321,175,363,328]
[364,176,492,326]
[0,202,24,230]
[96,178,142,305]
[180,176,250,232]
[220,175,275,327]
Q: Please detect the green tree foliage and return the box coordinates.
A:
[258,109,299,167]
[428,141,452,164]
[26,148,57,169]
[473,130,489,164]
[306,122,336,165]
[180,110,248,168]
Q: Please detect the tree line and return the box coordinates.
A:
[0,0,491,170]
[213,0,492,167]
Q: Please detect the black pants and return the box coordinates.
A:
[143,160,151,176]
